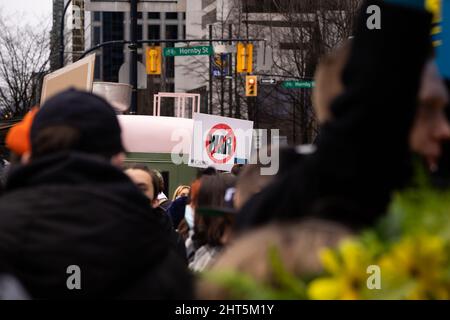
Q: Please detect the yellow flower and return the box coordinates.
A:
[308,240,373,300]
[379,234,449,300]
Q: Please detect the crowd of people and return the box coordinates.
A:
[0,0,449,299]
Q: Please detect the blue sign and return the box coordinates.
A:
[212,54,231,77]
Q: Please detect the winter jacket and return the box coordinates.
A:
[0,151,192,299]
[153,206,188,264]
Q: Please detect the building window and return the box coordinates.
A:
[93,12,101,21]
[93,26,101,45]
[165,12,178,20]
[137,24,143,40]
[137,12,142,19]
[102,12,124,82]
[148,25,160,40]
[165,25,178,40]
[148,12,160,19]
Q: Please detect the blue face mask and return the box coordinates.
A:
[184,205,194,230]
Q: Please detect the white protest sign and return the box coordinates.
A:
[189,113,253,172]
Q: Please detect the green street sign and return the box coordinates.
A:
[282,80,315,89]
[163,46,213,57]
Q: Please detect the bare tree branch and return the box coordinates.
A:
[0,12,50,119]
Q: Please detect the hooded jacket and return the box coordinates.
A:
[0,152,192,299]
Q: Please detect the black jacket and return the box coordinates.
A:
[153,206,188,264]
[237,1,432,231]
[0,152,192,299]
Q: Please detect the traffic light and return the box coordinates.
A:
[237,43,253,73]
[246,75,258,97]
[146,46,162,75]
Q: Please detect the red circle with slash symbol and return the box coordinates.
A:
[205,123,237,164]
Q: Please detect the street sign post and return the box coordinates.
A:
[163,46,214,57]
[282,80,315,89]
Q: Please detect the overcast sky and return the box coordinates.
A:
[0,0,53,27]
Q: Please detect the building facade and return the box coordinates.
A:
[51,0,86,71]
[83,1,186,114]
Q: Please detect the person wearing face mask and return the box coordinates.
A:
[172,185,190,201]
[177,179,201,263]
[166,186,191,230]
[176,168,217,263]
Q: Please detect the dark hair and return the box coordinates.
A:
[124,164,160,200]
[231,164,243,176]
[31,125,82,160]
[193,174,236,248]
[196,166,217,178]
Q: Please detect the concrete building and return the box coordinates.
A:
[83,0,186,114]
[51,0,86,71]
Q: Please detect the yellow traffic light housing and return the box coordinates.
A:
[237,43,253,74]
[246,75,258,97]
[146,46,162,75]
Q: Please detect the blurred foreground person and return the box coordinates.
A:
[0,89,192,299]
[197,219,352,299]
[233,163,275,210]
[315,43,450,171]
[200,0,447,300]
[237,0,448,232]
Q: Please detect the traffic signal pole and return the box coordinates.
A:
[209,25,213,115]
[79,37,266,115]
[79,38,266,60]
[228,24,233,118]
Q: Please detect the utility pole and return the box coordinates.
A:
[228,24,233,118]
[220,55,225,117]
[209,25,213,115]
[129,0,138,114]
